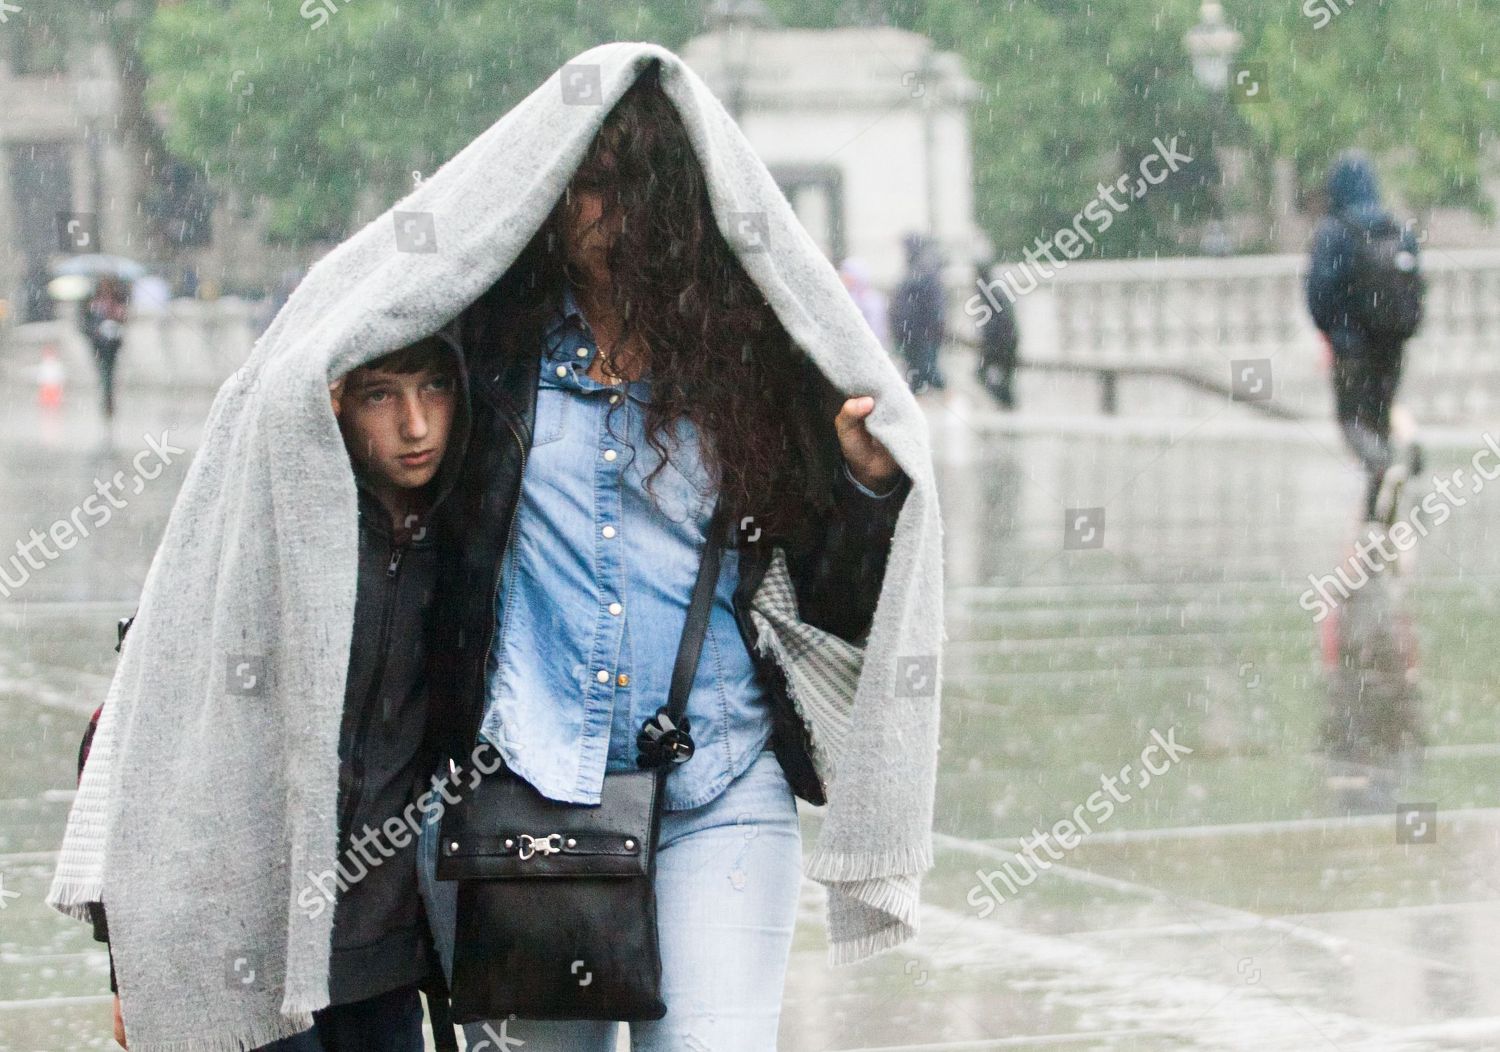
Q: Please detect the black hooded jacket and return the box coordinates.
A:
[1306,152,1420,355]
[89,331,474,1007]
[890,262,946,352]
[325,329,473,1005]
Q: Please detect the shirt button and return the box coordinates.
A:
[617,673,630,687]
[596,669,610,683]
[576,347,589,357]
[608,602,622,616]
[554,364,567,378]
[603,449,617,462]
[602,525,616,539]
[608,393,621,404]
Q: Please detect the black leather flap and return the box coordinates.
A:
[436,764,661,882]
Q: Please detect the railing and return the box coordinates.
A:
[952,333,1306,419]
[972,248,1500,425]
[2,298,262,391]
[7,248,1498,427]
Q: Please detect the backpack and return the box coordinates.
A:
[1339,217,1425,340]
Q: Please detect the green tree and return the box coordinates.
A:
[1246,0,1500,218]
[803,0,1239,260]
[137,0,1498,252]
[905,0,1498,254]
[143,0,704,243]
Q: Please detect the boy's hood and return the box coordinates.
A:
[422,324,472,518]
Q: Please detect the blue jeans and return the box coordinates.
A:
[418,748,802,1051]
[251,983,423,1052]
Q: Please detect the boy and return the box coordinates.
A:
[97,331,471,1050]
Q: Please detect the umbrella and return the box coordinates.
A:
[50,254,149,281]
[46,274,93,302]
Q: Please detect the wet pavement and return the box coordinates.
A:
[1,358,1498,1050]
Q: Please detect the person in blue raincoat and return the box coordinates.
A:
[1306,151,1425,522]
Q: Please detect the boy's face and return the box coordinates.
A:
[331,361,457,492]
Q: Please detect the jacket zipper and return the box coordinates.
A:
[339,536,407,853]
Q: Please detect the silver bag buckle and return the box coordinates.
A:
[517,832,564,860]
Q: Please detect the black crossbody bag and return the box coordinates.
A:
[435,499,728,1022]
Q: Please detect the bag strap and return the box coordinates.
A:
[632,496,729,769]
[666,496,729,726]
[1333,212,1411,249]
[416,901,460,1051]
[421,971,459,1052]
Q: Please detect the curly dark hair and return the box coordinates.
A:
[493,60,837,542]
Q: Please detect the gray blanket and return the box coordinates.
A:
[49,41,945,1051]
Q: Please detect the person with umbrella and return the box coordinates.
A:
[52,255,146,421]
[79,275,130,419]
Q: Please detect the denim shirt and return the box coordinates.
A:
[479,285,897,811]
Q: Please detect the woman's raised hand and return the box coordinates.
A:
[834,396,900,492]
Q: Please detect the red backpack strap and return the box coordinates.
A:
[77,706,103,785]
[79,614,134,783]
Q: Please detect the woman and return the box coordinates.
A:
[81,275,130,419]
[419,63,910,1051]
[51,45,942,1052]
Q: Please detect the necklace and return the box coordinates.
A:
[592,332,634,384]
[594,340,621,383]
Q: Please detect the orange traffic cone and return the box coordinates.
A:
[38,345,65,409]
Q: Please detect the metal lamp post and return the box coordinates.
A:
[1183,1,1243,256]
[707,0,774,124]
[1184,0,1243,93]
[75,69,117,242]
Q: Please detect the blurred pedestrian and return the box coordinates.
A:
[24,259,55,322]
[177,263,200,299]
[131,274,171,317]
[80,275,130,420]
[973,257,1020,410]
[889,233,947,393]
[1305,151,1425,523]
[839,256,890,351]
[256,267,304,336]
